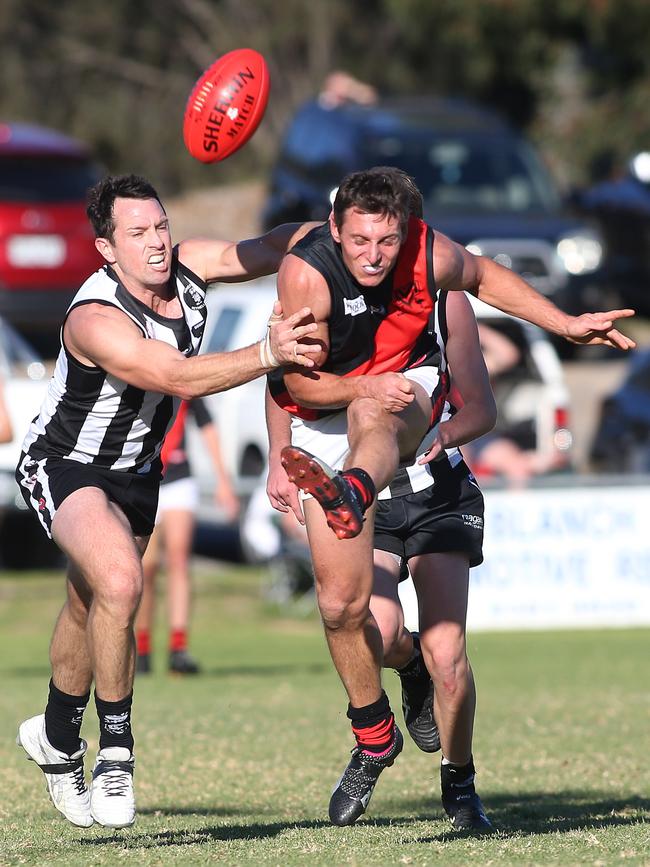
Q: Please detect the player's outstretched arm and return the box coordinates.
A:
[434,232,636,350]
[64,302,319,400]
[178,221,322,284]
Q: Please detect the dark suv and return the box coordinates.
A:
[263,97,604,310]
[0,122,102,342]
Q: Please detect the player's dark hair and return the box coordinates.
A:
[86,174,164,241]
[332,166,422,232]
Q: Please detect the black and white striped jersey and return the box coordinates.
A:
[377,290,462,501]
[21,252,207,477]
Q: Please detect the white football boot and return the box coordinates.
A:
[17,713,93,827]
[89,747,136,828]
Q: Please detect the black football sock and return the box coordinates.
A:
[95,691,134,752]
[441,757,476,790]
[44,678,90,756]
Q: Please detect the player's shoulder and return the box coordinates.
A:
[290,220,332,255]
[429,228,465,282]
[67,299,139,332]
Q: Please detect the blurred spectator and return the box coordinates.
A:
[582,152,650,213]
[263,71,378,225]
[579,151,650,316]
[135,398,239,675]
[317,71,378,109]
[590,349,650,474]
[464,323,568,486]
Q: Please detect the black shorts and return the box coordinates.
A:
[374,461,484,569]
[15,452,160,540]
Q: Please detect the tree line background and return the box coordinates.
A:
[3,0,650,196]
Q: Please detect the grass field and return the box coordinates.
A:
[0,564,648,866]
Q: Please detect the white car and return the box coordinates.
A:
[187,279,277,506]
[0,317,48,511]
[188,279,572,505]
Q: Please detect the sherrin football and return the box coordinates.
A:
[183,48,270,163]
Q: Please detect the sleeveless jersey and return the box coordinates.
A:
[21,251,207,477]
[269,216,446,420]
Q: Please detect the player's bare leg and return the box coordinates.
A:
[412,552,492,832]
[164,508,201,674]
[51,489,144,828]
[372,552,440,753]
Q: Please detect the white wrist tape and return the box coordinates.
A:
[259,331,280,368]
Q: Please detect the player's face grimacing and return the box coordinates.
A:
[330,207,404,287]
[97,197,173,293]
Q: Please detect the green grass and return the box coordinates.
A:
[0,565,648,865]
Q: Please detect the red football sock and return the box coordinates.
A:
[352,714,396,753]
[169,629,188,652]
[136,629,151,656]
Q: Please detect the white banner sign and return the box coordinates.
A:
[399,485,650,631]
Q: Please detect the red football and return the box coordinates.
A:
[183,48,270,163]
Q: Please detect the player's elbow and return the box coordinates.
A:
[285,371,322,407]
[285,380,311,406]
[465,395,497,438]
[480,397,498,435]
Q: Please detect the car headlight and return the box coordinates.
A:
[556,229,603,275]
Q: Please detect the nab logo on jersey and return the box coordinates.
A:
[344,296,367,317]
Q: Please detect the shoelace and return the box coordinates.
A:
[71,763,87,796]
[97,761,132,798]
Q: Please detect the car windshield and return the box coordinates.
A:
[362,132,560,214]
[0,156,101,203]
[204,306,242,353]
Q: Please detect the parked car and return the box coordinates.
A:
[0,316,60,567]
[187,279,573,504]
[589,349,650,473]
[186,279,275,505]
[262,97,605,316]
[0,122,103,346]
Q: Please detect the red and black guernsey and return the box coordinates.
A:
[159,397,212,485]
[269,216,447,420]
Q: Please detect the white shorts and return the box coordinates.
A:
[290,366,443,496]
[155,476,200,524]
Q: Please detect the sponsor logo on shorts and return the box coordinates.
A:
[369,304,386,316]
[344,296,367,317]
[462,513,483,529]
